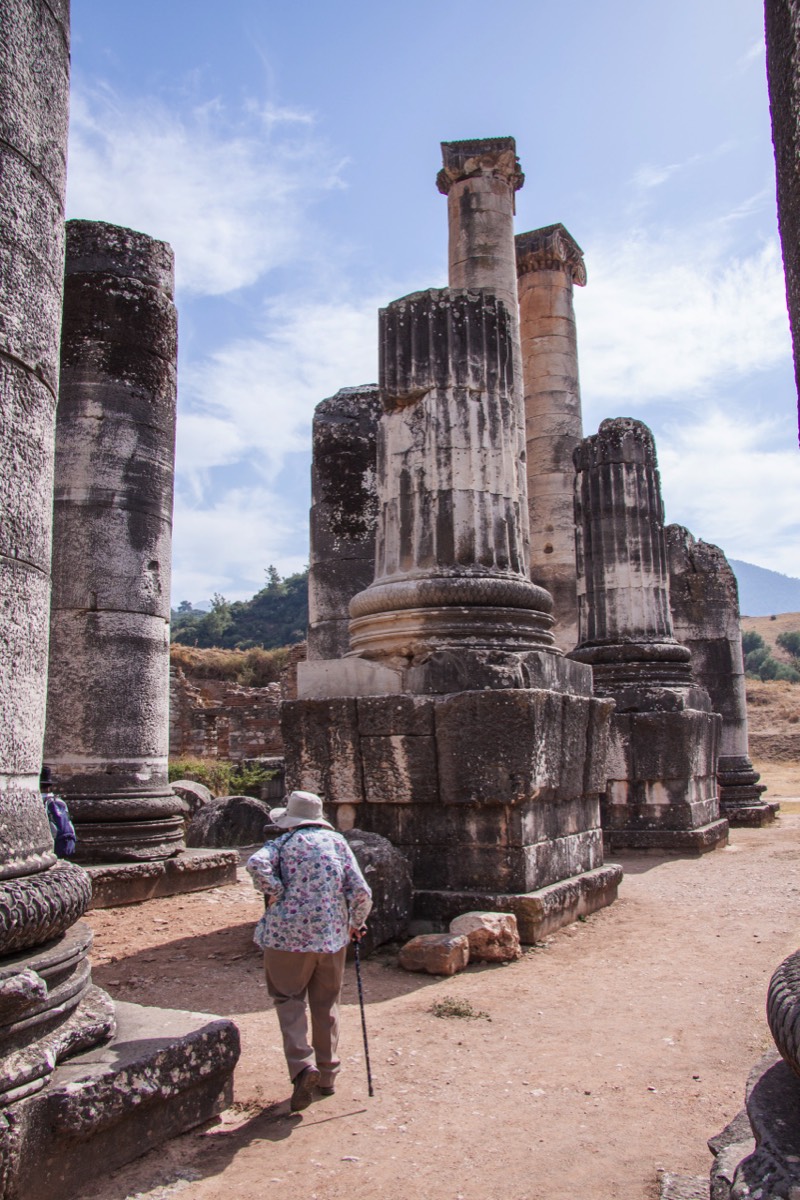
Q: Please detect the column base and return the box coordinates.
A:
[412,863,623,944]
[0,1000,240,1200]
[85,848,238,908]
[73,816,187,864]
[604,819,729,855]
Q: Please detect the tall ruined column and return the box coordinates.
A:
[516,225,586,651]
[571,419,728,854]
[665,525,773,827]
[347,287,555,692]
[437,138,530,565]
[44,220,186,864]
[307,386,381,661]
[0,0,114,1112]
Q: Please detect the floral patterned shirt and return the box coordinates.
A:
[247,827,373,953]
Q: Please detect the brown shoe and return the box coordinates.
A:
[290,1066,320,1112]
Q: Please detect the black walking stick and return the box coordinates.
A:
[352,933,374,1097]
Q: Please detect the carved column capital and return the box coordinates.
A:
[436,137,524,195]
[516,224,587,286]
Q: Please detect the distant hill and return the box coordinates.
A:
[730,560,800,617]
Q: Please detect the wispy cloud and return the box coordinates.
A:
[179,293,383,485]
[657,409,800,576]
[576,228,791,410]
[66,86,346,296]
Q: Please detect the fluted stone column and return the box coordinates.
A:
[666,525,772,827]
[348,287,555,692]
[571,419,728,854]
[44,220,185,864]
[437,137,530,566]
[0,0,115,1112]
[516,225,586,651]
[307,386,381,661]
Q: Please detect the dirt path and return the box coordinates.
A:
[76,807,800,1200]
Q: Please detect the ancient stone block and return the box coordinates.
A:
[398,933,469,976]
[449,911,522,962]
[281,698,364,806]
[170,779,214,814]
[85,850,238,909]
[185,795,272,848]
[343,829,413,954]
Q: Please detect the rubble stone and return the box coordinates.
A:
[398,933,470,976]
[449,911,522,962]
[185,795,272,849]
[343,829,413,954]
[170,779,214,815]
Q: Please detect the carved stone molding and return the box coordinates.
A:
[516,224,587,286]
[437,137,524,195]
[0,862,91,956]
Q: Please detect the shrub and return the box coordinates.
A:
[169,644,289,687]
[777,630,800,663]
[168,757,277,797]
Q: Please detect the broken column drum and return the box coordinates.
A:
[348,287,556,682]
[307,385,382,662]
[571,418,728,854]
[666,525,771,827]
[516,224,586,651]
[44,220,186,864]
[0,0,115,1119]
[286,278,622,939]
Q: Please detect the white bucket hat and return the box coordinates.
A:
[269,790,334,830]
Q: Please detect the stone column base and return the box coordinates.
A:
[0,1000,240,1200]
[603,819,729,855]
[412,863,623,944]
[722,800,779,828]
[85,848,238,908]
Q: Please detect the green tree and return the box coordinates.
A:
[777,630,800,663]
[742,631,765,654]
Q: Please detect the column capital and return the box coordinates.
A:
[516,224,587,286]
[437,137,524,195]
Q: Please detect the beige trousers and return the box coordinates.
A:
[263,946,347,1085]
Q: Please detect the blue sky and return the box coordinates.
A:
[67,0,799,604]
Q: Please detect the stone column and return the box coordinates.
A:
[765,0,800,443]
[516,224,586,651]
[666,525,772,827]
[44,220,186,864]
[307,385,381,661]
[347,287,555,692]
[0,0,115,1109]
[437,137,530,564]
[571,419,728,854]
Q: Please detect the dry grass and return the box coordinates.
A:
[169,644,289,687]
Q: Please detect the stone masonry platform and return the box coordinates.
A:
[85,848,238,909]
[0,1000,240,1200]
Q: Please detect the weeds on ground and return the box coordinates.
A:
[429,996,490,1021]
[168,757,276,797]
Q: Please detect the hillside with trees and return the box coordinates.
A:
[170,567,308,650]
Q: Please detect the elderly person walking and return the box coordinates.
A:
[247,790,372,1112]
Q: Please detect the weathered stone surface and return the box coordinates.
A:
[449,911,522,962]
[765,0,800,440]
[170,779,214,814]
[343,829,413,954]
[516,224,586,651]
[571,420,727,853]
[282,698,364,806]
[0,862,91,956]
[1,1000,240,1200]
[45,221,183,863]
[308,386,381,661]
[186,795,272,848]
[398,933,469,976]
[657,1172,709,1200]
[85,849,238,909]
[666,524,770,825]
[170,670,283,762]
[414,864,623,945]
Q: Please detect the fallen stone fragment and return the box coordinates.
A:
[398,933,469,976]
[171,780,214,814]
[449,911,522,963]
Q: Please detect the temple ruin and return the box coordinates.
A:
[286,138,623,941]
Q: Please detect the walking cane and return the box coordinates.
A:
[352,934,374,1098]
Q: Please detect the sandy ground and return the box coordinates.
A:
[71,761,800,1200]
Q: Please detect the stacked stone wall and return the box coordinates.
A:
[169,670,284,762]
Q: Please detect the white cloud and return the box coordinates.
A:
[657,409,800,576]
[66,86,345,296]
[180,293,383,484]
[576,229,791,411]
[171,486,308,604]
